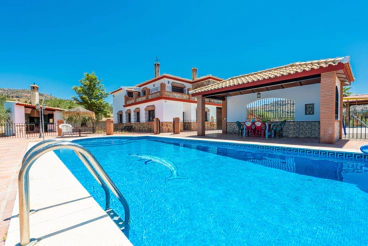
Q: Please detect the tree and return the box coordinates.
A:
[0,96,11,124]
[343,86,353,97]
[46,98,78,109]
[72,72,110,120]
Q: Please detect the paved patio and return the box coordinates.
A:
[1,132,368,245]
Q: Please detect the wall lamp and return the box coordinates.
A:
[257,92,261,98]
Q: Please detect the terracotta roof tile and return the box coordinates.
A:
[191,57,352,95]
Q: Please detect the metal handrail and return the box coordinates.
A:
[22,139,111,210]
[18,141,130,246]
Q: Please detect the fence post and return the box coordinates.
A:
[154,118,160,134]
[57,120,64,137]
[173,117,180,134]
[106,119,114,135]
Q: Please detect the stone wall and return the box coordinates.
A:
[226,121,321,138]
[114,122,154,132]
[183,122,217,131]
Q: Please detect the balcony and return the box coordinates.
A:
[124,91,222,106]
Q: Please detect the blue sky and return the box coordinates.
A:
[0,0,367,103]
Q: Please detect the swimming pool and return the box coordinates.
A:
[54,136,368,246]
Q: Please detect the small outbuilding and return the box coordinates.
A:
[191,57,354,144]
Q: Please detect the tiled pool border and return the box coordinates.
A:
[72,136,368,162]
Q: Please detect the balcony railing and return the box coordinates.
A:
[124,91,222,105]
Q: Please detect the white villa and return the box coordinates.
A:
[111,62,223,132]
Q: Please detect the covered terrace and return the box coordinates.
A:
[191,57,354,144]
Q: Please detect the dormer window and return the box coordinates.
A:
[171,82,185,93]
[127,91,134,98]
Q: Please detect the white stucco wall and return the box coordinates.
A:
[227,84,321,122]
[14,105,25,124]
[112,90,125,123]
[4,102,25,123]
[162,101,184,121]
[54,111,63,122]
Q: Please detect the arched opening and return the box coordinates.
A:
[246,98,295,121]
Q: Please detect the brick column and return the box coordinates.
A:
[339,81,344,139]
[124,95,128,105]
[145,88,150,100]
[133,91,139,103]
[106,119,114,135]
[222,98,227,133]
[173,117,180,134]
[57,119,64,137]
[154,118,160,134]
[160,83,166,97]
[187,88,192,100]
[320,72,337,143]
[197,95,206,136]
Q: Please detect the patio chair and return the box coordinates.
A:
[244,121,255,137]
[59,124,74,137]
[255,121,266,137]
[271,120,286,138]
[236,121,244,136]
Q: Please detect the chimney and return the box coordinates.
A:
[30,83,40,105]
[154,57,160,78]
[192,67,197,80]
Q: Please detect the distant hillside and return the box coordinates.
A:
[0,88,78,109]
[0,88,56,103]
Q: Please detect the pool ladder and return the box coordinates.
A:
[18,139,130,246]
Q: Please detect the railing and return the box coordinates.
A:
[0,123,58,138]
[343,112,368,139]
[148,91,161,100]
[18,140,131,245]
[166,91,190,100]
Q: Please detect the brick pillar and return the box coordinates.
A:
[160,83,166,97]
[124,95,128,105]
[339,81,344,139]
[222,98,227,133]
[154,118,160,134]
[320,72,337,143]
[57,119,64,137]
[187,88,192,100]
[197,95,206,136]
[145,88,150,100]
[133,91,138,102]
[173,117,180,134]
[106,119,114,135]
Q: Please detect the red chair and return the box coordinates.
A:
[244,121,254,137]
[255,121,265,137]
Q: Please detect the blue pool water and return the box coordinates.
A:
[54,137,368,246]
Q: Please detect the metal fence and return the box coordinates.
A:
[246,98,295,121]
[0,123,58,138]
[343,112,368,139]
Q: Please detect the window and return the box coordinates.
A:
[127,113,131,123]
[136,112,140,122]
[118,114,122,123]
[172,86,184,93]
[141,90,146,96]
[205,112,209,122]
[127,91,134,98]
[148,110,155,122]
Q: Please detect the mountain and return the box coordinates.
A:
[0,88,56,103]
[0,88,78,109]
